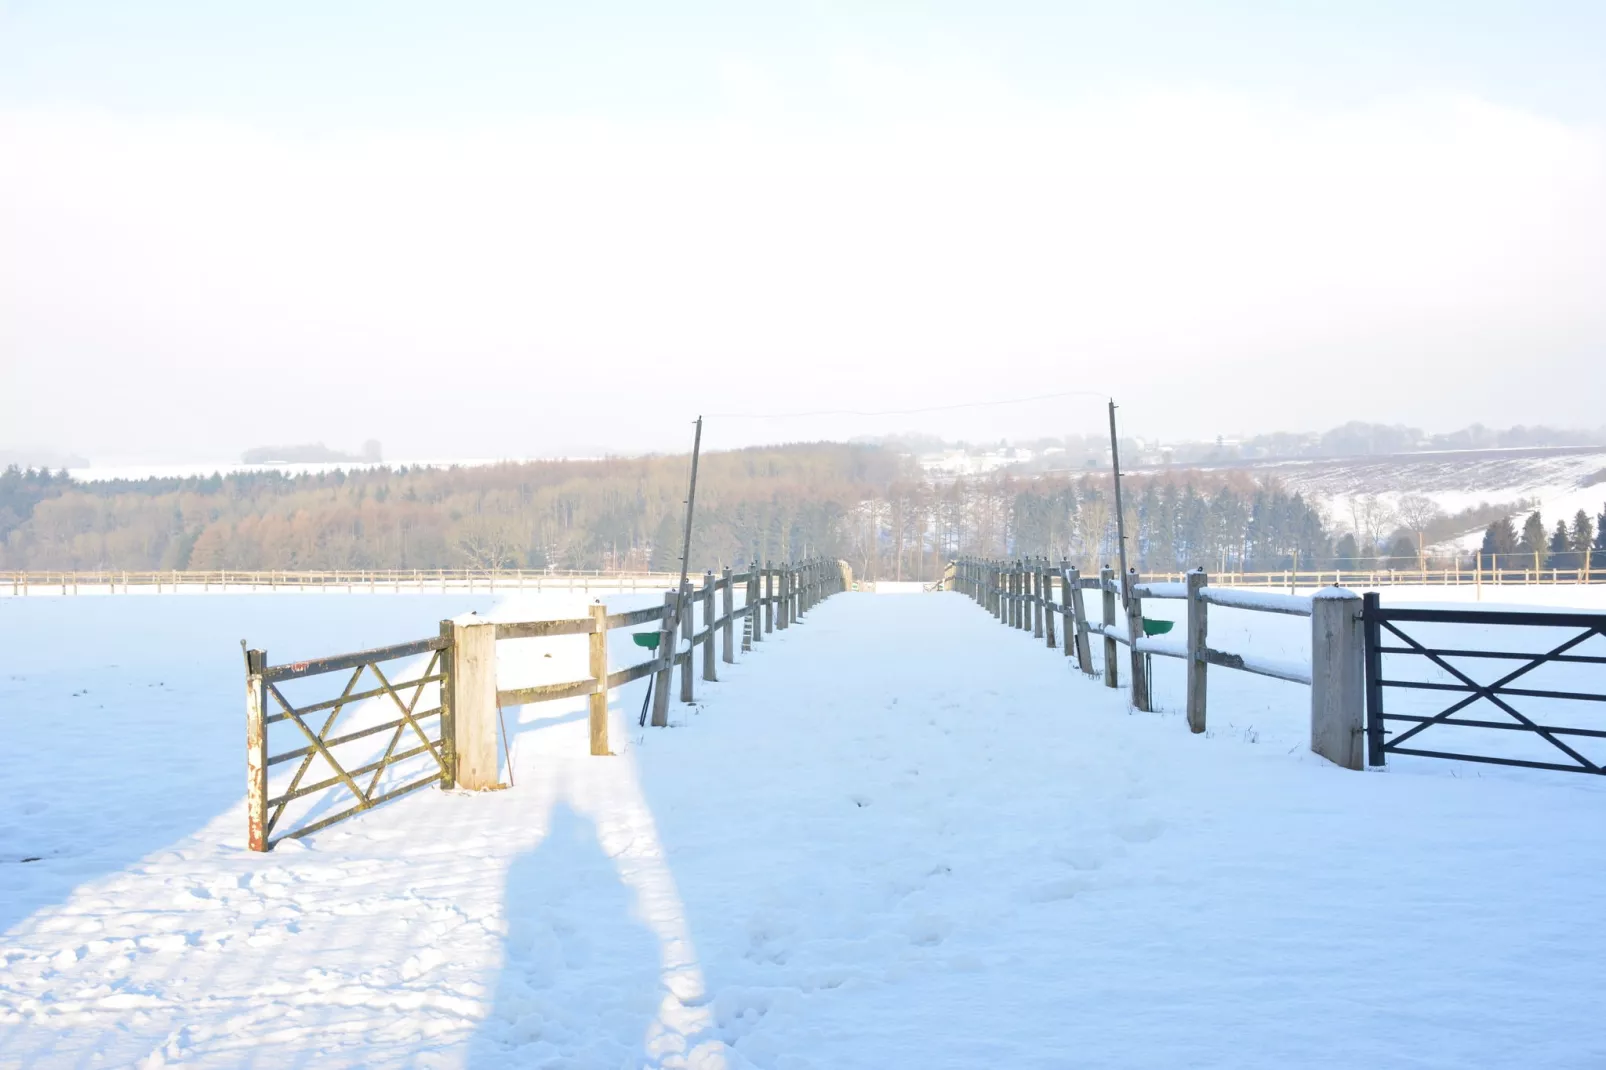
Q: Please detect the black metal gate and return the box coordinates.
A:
[1362,593,1606,773]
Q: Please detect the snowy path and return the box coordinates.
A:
[3,592,1606,1067]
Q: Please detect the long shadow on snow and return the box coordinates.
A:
[468,801,665,1067]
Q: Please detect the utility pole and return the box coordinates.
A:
[1108,398,1130,606]
[674,416,704,634]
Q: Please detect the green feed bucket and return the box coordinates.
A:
[632,632,662,650]
[1141,618,1174,637]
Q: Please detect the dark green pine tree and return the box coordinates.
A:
[1518,511,1548,569]
[1548,519,1571,571]
[1480,517,1519,567]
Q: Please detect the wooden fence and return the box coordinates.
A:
[244,558,845,849]
[6,568,679,596]
[9,562,1603,596]
[954,556,1365,770]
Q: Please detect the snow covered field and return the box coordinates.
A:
[3,589,1605,1067]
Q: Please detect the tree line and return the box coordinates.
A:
[9,449,1598,578]
[1478,507,1606,572]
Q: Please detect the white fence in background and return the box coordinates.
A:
[2,569,681,597]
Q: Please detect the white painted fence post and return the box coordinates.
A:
[1310,587,1365,770]
[449,618,501,789]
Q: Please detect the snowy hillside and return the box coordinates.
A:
[3,591,1605,1067]
[1177,445,1606,545]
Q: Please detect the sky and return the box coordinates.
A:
[3,1,1604,463]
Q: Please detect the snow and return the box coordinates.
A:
[1196,587,1313,616]
[1131,581,1188,599]
[62,457,575,483]
[4,590,1606,1067]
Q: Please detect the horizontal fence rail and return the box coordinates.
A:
[953,556,1366,769]
[244,558,847,849]
[1363,597,1606,775]
[5,569,682,596]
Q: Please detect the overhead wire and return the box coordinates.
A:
[702,388,1112,421]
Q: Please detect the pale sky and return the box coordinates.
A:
[3,2,1604,463]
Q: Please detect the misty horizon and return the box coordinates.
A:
[3,5,1604,463]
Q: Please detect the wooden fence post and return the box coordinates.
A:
[1126,567,1150,711]
[438,620,457,788]
[1101,567,1118,688]
[246,648,268,852]
[1008,562,1021,629]
[679,579,695,702]
[722,566,735,663]
[749,569,762,645]
[1009,563,1019,628]
[449,618,500,789]
[652,591,674,727]
[1311,587,1365,770]
[1186,568,1207,734]
[1069,566,1093,674]
[1044,560,1058,649]
[702,570,717,682]
[1021,561,1030,631]
[1033,559,1045,639]
[589,603,610,756]
[764,564,775,633]
[1057,562,1071,653]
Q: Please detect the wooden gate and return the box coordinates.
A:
[245,632,454,851]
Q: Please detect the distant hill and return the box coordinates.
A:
[0,448,90,470]
[241,440,381,465]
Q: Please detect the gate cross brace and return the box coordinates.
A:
[1381,620,1602,772]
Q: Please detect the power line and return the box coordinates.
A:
[703,389,1111,421]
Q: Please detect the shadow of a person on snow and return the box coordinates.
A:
[468,800,671,1067]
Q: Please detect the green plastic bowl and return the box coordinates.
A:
[632,632,662,650]
[1142,618,1175,636]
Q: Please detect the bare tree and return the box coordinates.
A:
[1395,494,1446,569]
[1349,494,1398,565]
[454,514,525,569]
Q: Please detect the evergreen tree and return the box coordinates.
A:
[1384,532,1417,571]
[1480,517,1519,565]
[1548,519,1571,571]
[1571,510,1594,554]
[1518,512,1548,569]
[1332,532,1360,570]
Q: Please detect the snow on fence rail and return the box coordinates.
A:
[244,558,846,849]
[954,557,1365,770]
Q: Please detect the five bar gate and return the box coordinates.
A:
[245,558,845,849]
[1363,595,1606,775]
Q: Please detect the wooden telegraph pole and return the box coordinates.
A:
[652,416,703,727]
[1108,399,1131,605]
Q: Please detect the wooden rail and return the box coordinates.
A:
[244,558,847,849]
[954,556,1366,770]
[4,568,681,596]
